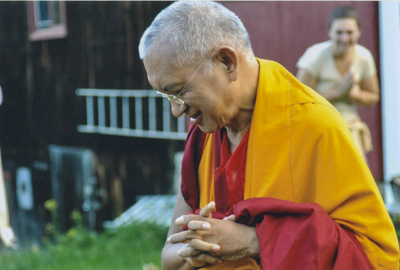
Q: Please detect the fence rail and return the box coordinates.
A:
[76,89,187,140]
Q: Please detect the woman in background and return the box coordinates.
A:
[296,6,380,163]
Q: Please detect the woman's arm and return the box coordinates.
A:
[296,68,318,90]
[349,74,380,106]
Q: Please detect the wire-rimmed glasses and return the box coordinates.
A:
[156,48,218,105]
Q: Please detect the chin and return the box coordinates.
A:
[197,124,218,134]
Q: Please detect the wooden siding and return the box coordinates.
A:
[0,1,178,229]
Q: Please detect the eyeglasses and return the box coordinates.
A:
[156,48,218,105]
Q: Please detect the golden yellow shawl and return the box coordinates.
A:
[195,59,399,270]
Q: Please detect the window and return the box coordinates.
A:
[27,1,67,41]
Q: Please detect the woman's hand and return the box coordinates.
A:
[336,71,356,96]
[349,75,380,106]
[296,68,356,102]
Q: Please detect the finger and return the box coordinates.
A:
[222,214,236,222]
[345,71,353,78]
[199,201,216,218]
[190,238,220,252]
[168,228,210,244]
[167,231,189,243]
[348,73,355,83]
[178,246,203,258]
[175,215,188,226]
[187,221,211,231]
[185,257,207,267]
[194,254,224,265]
[176,214,209,226]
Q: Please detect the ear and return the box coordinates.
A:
[215,46,239,81]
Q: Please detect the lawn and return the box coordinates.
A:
[1,207,399,270]
[0,221,168,270]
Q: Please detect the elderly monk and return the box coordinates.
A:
[138,2,399,270]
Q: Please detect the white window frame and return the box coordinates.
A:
[27,1,67,41]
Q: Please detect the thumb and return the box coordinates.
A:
[222,214,236,222]
[199,201,215,218]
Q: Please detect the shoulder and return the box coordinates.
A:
[291,101,349,141]
[355,44,374,61]
[292,99,342,124]
[257,58,291,83]
[306,40,331,53]
[302,41,331,59]
[297,41,332,70]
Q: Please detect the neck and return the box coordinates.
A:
[224,56,259,153]
[225,119,251,138]
[225,123,251,154]
[332,45,355,59]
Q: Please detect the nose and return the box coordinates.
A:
[339,33,350,42]
[170,101,188,118]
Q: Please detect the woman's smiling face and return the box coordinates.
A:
[329,18,361,55]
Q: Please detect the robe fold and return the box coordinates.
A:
[181,59,399,269]
[187,198,374,270]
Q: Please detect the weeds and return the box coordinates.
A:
[0,199,168,270]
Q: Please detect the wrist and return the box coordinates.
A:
[245,227,260,258]
[349,84,361,101]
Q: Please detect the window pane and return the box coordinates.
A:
[36,1,52,28]
[39,1,49,21]
[53,1,61,25]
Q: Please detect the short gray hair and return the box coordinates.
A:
[138,1,254,69]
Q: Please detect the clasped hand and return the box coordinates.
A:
[336,71,356,96]
[168,201,258,267]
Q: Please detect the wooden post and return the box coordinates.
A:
[0,148,17,249]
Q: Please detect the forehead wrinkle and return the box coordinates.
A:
[144,47,192,94]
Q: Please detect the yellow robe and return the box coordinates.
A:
[196,59,399,269]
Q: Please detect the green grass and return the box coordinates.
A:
[2,210,398,270]
[0,222,168,270]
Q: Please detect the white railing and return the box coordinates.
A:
[76,89,187,140]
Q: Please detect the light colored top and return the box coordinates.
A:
[296,40,377,122]
[196,59,398,270]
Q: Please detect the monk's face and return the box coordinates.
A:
[144,44,236,133]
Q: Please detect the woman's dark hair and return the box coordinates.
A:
[328,6,360,29]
